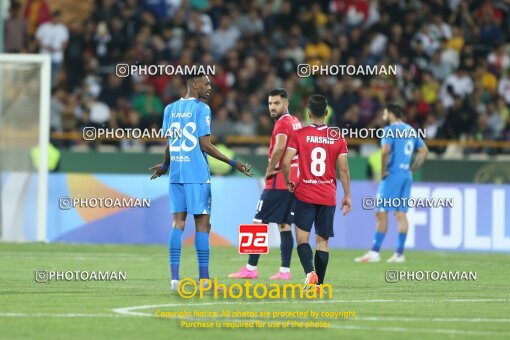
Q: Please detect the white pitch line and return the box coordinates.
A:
[0,251,158,259]
[445,299,510,302]
[2,314,506,337]
[3,312,509,325]
[0,313,128,318]
[329,324,509,337]
[111,298,510,318]
[170,316,510,336]
[359,316,510,323]
[2,256,155,261]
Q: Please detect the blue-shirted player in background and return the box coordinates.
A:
[355,104,428,263]
[150,73,253,290]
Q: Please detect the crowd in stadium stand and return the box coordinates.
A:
[4,0,510,152]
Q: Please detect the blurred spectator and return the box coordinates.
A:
[472,114,495,141]
[188,10,213,35]
[357,88,380,125]
[65,21,86,91]
[210,16,241,58]
[87,96,111,128]
[475,62,498,95]
[439,38,460,71]
[94,21,112,66]
[3,0,508,153]
[211,108,234,140]
[4,3,28,53]
[486,101,504,139]
[234,111,256,136]
[305,35,331,66]
[497,98,510,128]
[498,72,510,105]
[440,68,474,108]
[429,50,451,81]
[424,114,440,139]
[50,88,67,132]
[132,84,164,128]
[421,71,440,104]
[23,0,51,38]
[285,36,305,64]
[234,8,264,36]
[487,44,510,76]
[100,74,124,109]
[35,10,69,87]
[444,95,476,138]
[257,115,273,136]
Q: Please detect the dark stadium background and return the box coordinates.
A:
[3,0,510,160]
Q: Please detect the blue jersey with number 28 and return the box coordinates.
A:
[162,97,211,183]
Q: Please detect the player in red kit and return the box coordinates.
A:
[229,88,302,280]
[282,94,351,291]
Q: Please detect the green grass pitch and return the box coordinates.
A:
[1,242,509,339]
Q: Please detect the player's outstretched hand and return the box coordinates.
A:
[341,196,352,216]
[265,168,280,179]
[235,162,253,177]
[149,163,168,180]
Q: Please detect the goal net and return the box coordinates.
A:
[0,54,50,242]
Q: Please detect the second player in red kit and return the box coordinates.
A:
[265,111,301,190]
[283,94,351,292]
[289,124,347,206]
[229,88,302,280]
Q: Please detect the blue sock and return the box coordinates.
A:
[195,232,210,279]
[169,228,183,280]
[397,232,407,255]
[370,231,386,252]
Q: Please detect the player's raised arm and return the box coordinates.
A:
[199,135,253,177]
[411,142,428,172]
[265,134,287,179]
[281,147,297,192]
[337,153,352,216]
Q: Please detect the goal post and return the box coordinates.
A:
[0,53,51,242]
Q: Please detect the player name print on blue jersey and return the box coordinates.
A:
[162,97,212,183]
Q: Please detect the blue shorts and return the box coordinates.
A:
[254,189,295,224]
[169,183,211,215]
[376,172,412,212]
[294,198,335,239]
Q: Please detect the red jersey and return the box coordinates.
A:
[287,124,348,206]
[265,114,302,190]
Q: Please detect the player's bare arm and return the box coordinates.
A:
[337,153,352,216]
[281,147,297,192]
[381,144,390,179]
[410,145,429,172]
[199,135,253,177]
[265,134,287,179]
[149,144,170,180]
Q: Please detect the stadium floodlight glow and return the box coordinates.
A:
[0,54,51,242]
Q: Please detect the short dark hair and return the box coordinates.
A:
[184,73,206,84]
[386,104,404,118]
[307,94,327,117]
[268,88,288,99]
